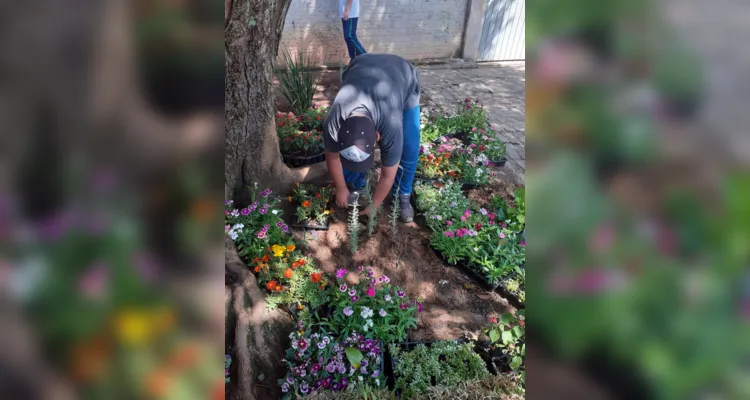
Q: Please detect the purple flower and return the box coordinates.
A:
[261,188,272,197]
[399,302,409,310]
[417,302,423,312]
[318,342,326,349]
[300,382,309,393]
[339,284,348,292]
[382,275,390,283]
[326,363,336,373]
[384,294,392,302]
[331,383,341,392]
[361,359,369,367]
[257,231,266,239]
[340,377,349,389]
[312,363,321,373]
[397,290,405,298]
[370,278,376,285]
[343,306,354,316]
[360,366,367,374]
[358,265,364,271]
[349,289,357,296]
[335,268,348,279]
[263,224,270,230]
[282,224,289,233]
[240,208,250,215]
[259,207,267,215]
[372,369,380,378]
[276,221,283,227]
[350,295,360,303]
[367,269,374,277]
[480,208,488,216]
[281,383,289,393]
[287,376,294,384]
[379,309,387,317]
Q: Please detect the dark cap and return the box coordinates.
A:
[337,116,377,172]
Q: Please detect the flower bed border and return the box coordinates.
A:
[282,151,325,168]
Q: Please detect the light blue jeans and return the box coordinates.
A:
[343,105,421,196]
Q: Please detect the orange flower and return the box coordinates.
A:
[266,281,277,290]
[298,259,307,266]
[262,255,270,263]
[287,244,296,252]
[275,285,282,292]
[310,272,322,283]
[253,266,261,273]
[284,268,294,279]
[302,200,311,207]
[145,369,173,398]
[253,257,261,263]
[291,261,300,269]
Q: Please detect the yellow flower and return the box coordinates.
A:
[324,210,330,215]
[113,309,153,346]
[287,244,296,252]
[271,245,286,257]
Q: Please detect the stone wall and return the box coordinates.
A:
[278,0,468,65]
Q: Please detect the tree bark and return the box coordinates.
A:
[224,0,328,203]
[225,237,292,400]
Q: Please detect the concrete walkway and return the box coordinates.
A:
[418,62,526,184]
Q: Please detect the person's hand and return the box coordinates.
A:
[336,187,350,208]
[343,7,350,20]
[359,208,370,217]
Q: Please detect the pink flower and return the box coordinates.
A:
[521,241,526,246]
[488,213,495,220]
[499,232,505,239]
[446,220,453,226]
[443,230,454,237]
[472,127,477,132]
[78,263,109,300]
[464,210,471,217]
[456,230,465,238]
[461,216,467,221]
[335,268,348,279]
[366,287,376,297]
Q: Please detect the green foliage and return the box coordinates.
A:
[390,341,489,399]
[485,310,526,372]
[300,105,330,130]
[276,48,316,115]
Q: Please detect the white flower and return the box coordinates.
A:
[474,247,479,252]
[272,210,279,215]
[229,232,238,240]
[360,307,373,319]
[379,309,387,317]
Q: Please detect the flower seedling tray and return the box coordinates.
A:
[491,158,507,167]
[474,341,524,375]
[282,151,325,168]
[496,269,525,309]
[387,339,471,395]
[432,247,503,291]
[291,220,330,231]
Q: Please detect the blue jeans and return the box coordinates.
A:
[342,18,366,61]
[343,105,421,196]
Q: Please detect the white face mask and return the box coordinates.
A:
[340,145,371,163]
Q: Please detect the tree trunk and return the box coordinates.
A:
[224,0,327,203]
[225,237,292,400]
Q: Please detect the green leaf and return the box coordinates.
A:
[502,330,514,344]
[345,347,364,369]
[512,326,523,338]
[489,329,500,343]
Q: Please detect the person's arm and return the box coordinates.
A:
[343,0,353,20]
[370,164,398,210]
[325,150,347,191]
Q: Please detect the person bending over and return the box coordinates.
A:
[323,53,421,223]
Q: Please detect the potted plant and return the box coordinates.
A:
[300,105,329,131]
[289,183,336,230]
[481,310,525,381]
[276,111,326,167]
[415,143,459,183]
[467,127,508,166]
[316,266,421,345]
[279,330,386,398]
[452,145,495,189]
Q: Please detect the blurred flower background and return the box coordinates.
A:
[0,0,224,399]
[527,0,750,399]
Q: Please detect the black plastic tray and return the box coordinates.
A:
[496,270,525,309]
[474,341,525,375]
[432,247,502,291]
[491,158,507,167]
[292,220,330,231]
[282,151,325,168]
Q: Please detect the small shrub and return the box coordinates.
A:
[276,48,316,115]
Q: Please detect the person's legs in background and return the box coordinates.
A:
[341,17,367,61]
[392,105,421,221]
